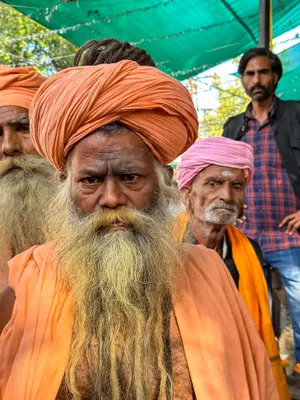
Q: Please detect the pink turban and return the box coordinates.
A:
[29,60,198,170]
[0,65,46,109]
[177,137,254,189]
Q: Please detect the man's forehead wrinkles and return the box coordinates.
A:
[78,150,150,171]
[94,148,148,160]
[95,147,147,154]
[0,110,29,121]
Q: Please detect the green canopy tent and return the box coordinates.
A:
[277,42,300,100]
[2,0,300,80]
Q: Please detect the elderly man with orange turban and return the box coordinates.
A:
[174,137,290,399]
[0,61,278,400]
[0,66,57,292]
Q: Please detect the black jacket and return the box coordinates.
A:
[223,236,264,289]
[222,98,300,199]
[193,234,264,289]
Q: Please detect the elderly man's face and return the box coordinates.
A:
[183,165,245,226]
[69,128,159,217]
[0,106,38,160]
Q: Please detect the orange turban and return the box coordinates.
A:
[0,65,46,109]
[29,60,198,169]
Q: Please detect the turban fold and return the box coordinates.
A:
[177,137,253,189]
[0,65,46,109]
[29,60,198,169]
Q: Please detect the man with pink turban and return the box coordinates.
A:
[0,61,278,400]
[175,136,289,400]
[0,66,57,292]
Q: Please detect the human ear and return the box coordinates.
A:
[59,169,67,182]
[180,187,190,208]
[273,73,279,85]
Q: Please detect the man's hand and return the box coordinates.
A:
[279,210,300,235]
[236,204,248,224]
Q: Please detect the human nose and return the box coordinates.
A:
[98,178,127,209]
[1,129,21,158]
[219,183,233,203]
[252,72,261,86]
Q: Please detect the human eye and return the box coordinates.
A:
[208,181,219,188]
[233,184,243,191]
[16,123,30,133]
[120,173,140,182]
[80,176,102,184]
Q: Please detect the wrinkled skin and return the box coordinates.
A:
[69,128,159,215]
[181,165,245,254]
[0,106,38,159]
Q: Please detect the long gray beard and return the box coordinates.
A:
[46,169,185,400]
[0,155,58,256]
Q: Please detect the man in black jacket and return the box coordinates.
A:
[223,47,300,375]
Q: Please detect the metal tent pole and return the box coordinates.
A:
[259,0,271,49]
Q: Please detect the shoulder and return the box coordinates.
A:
[184,245,256,322]
[8,242,56,291]
[279,98,300,107]
[223,112,245,133]
[185,244,228,284]
[186,243,219,263]
[223,115,238,128]
[278,98,300,114]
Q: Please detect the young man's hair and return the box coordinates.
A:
[74,38,156,67]
[238,47,283,81]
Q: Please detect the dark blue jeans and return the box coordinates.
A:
[264,247,300,364]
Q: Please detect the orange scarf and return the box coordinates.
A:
[173,212,290,400]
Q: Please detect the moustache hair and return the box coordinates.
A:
[0,155,50,177]
[207,200,238,213]
[84,207,141,233]
[250,84,266,93]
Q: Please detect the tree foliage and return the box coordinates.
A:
[0,2,78,75]
[198,73,249,137]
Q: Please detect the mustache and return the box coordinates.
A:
[82,207,145,233]
[0,155,46,177]
[207,201,239,213]
[250,84,267,93]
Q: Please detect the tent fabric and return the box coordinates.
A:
[2,0,300,81]
[277,42,300,101]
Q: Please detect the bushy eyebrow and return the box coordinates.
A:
[204,175,245,185]
[245,68,270,74]
[78,166,141,177]
[8,113,29,127]
[203,175,225,183]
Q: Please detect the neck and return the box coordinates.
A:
[251,95,273,121]
[190,218,226,256]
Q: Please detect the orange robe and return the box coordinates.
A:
[0,248,11,291]
[173,212,290,400]
[0,243,278,399]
